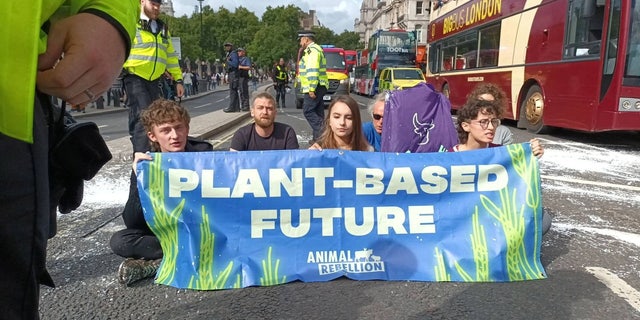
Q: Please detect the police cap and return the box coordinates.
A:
[224,42,233,47]
[297,30,315,39]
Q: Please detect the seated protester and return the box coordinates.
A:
[309,95,373,151]
[467,83,513,145]
[451,99,543,157]
[230,92,299,151]
[110,99,213,286]
[362,92,385,151]
[452,99,550,234]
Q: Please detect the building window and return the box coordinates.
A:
[416,1,424,15]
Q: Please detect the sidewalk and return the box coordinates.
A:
[99,82,272,157]
[73,83,230,118]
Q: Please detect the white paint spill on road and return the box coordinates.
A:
[586,267,640,313]
[553,223,640,247]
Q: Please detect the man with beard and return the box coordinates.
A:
[230,92,299,151]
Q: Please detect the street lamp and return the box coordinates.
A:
[197,0,204,59]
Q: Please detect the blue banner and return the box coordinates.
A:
[137,144,546,290]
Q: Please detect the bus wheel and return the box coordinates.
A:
[442,83,450,99]
[519,85,549,134]
[296,98,303,109]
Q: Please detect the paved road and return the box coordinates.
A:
[39,87,640,319]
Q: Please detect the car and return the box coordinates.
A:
[377,67,426,92]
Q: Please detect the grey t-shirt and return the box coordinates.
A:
[230,122,299,151]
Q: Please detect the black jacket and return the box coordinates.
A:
[122,137,213,230]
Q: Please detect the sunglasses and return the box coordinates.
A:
[470,118,501,129]
[372,114,383,120]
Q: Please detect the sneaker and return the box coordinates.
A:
[118,258,161,286]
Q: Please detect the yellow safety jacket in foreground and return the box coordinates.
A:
[0,0,138,143]
[298,42,328,93]
[123,19,182,82]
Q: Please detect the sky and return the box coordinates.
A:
[170,0,362,33]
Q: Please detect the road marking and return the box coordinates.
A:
[98,125,108,129]
[212,132,235,149]
[541,175,640,192]
[585,267,640,313]
[194,103,209,109]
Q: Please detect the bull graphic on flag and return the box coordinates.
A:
[381,83,458,153]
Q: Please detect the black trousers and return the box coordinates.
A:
[239,76,249,109]
[0,97,54,319]
[123,75,162,153]
[227,71,240,111]
[109,171,162,260]
[274,82,286,107]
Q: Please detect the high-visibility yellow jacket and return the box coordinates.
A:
[123,18,182,82]
[0,0,138,143]
[298,42,328,93]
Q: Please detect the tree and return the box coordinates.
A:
[311,26,336,46]
[335,31,363,50]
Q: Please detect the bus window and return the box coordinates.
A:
[478,24,500,67]
[564,0,604,58]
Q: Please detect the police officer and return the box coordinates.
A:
[297,30,328,143]
[237,48,252,112]
[272,58,289,108]
[223,42,240,112]
[123,0,184,153]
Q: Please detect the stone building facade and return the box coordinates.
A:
[354,0,431,46]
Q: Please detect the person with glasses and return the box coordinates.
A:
[362,93,386,151]
[467,83,513,145]
[450,98,550,234]
[450,99,544,158]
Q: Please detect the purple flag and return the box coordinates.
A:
[381,83,458,153]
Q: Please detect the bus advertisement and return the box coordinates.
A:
[426,0,640,133]
[353,29,418,96]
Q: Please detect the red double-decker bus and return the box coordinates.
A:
[427,0,640,133]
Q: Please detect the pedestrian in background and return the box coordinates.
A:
[123,0,184,153]
[0,1,137,317]
[223,42,241,112]
[182,68,193,97]
[273,57,289,109]
[237,48,252,111]
[297,30,329,144]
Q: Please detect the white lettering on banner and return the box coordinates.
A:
[250,205,436,238]
[308,248,387,275]
[166,164,508,198]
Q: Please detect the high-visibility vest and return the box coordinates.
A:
[275,65,287,81]
[298,42,328,93]
[0,0,138,143]
[123,19,182,82]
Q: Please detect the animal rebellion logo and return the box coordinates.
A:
[412,113,436,145]
[308,248,386,276]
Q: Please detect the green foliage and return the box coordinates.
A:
[335,31,364,50]
[162,5,353,70]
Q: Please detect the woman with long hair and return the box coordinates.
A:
[309,95,373,151]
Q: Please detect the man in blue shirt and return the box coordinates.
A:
[237,47,252,111]
[223,42,240,112]
[362,93,385,151]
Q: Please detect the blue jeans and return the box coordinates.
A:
[123,75,162,152]
[302,86,327,141]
